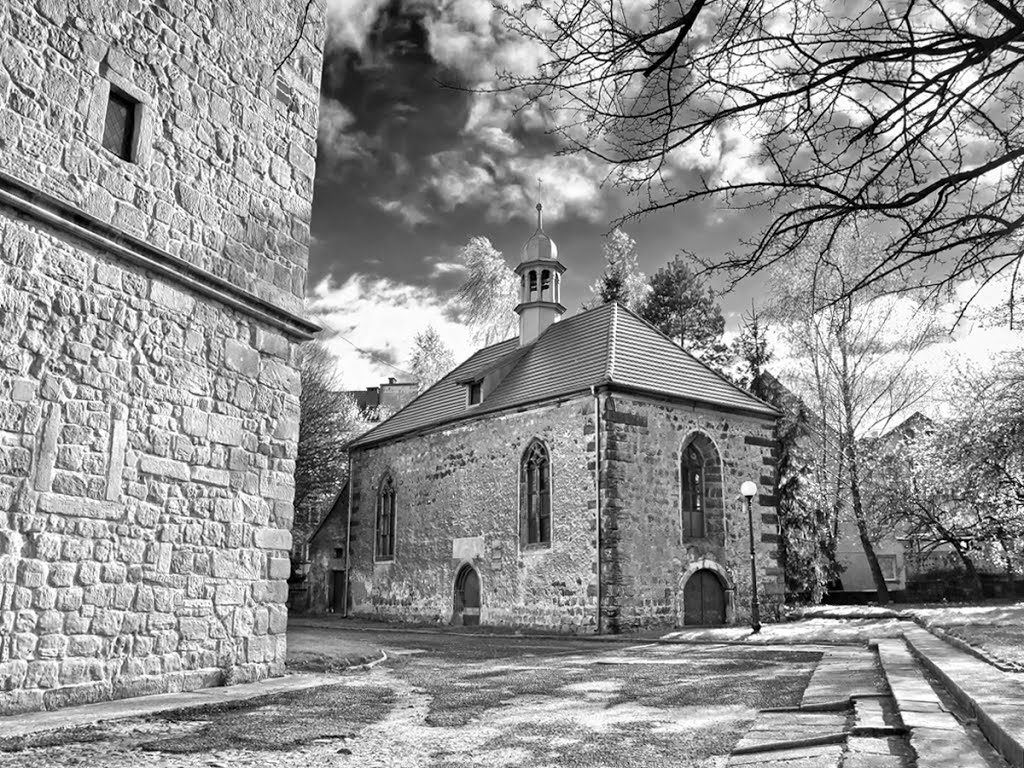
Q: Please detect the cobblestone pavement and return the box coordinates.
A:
[0,630,822,767]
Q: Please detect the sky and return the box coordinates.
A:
[307,0,1023,402]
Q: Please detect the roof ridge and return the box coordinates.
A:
[612,301,779,413]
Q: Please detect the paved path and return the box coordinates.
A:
[0,630,821,767]
[4,617,1023,767]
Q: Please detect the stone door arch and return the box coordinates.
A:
[453,563,481,626]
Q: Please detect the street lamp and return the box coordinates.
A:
[740,481,761,634]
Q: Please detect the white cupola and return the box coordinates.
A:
[514,202,566,345]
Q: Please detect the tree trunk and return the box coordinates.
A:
[838,329,891,605]
[847,447,891,605]
[951,543,984,598]
[997,534,1016,593]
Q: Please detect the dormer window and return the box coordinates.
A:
[467,380,482,406]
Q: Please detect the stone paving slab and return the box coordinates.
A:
[0,673,350,740]
[733,711,847,752]
[801,647,884,707]
[843,736,907,768]
[853,697,890,731]
[874,638,993,768]
[904,627,1024,768]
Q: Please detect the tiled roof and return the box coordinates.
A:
[348,302,777,448]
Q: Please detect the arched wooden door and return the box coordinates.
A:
[453,565,481,626]
[683,569,726,626]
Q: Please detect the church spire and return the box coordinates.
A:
[535,177,544,231]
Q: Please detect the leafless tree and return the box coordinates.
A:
[455,236,519,347]
[409,326,458,389]
[768,226,948,602]
[294,341,367,550]
[501,1,1024,303]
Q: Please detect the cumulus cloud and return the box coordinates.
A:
[318,97,375,174]
[371,197,432,227]
[306,274,476,388]
[421,0,547,80]
[419,147,607,224]
[324,0,390,54]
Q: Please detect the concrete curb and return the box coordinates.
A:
[902,628,1024,768]
[731,732,847,755]
[0,671,363,742]
[903,614,1023,673]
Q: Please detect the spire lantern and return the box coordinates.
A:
[515,197,566,345]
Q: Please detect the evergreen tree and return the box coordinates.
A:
[636,255,731,370]
[733,302,773,394]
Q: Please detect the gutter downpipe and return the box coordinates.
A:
[342,453,354,617]
[592,385,603,634]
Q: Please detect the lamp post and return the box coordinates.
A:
[740,481,761,634]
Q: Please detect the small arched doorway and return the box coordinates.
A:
[453,564,481,626]
[683,568,726,626]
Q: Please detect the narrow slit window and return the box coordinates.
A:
[375,475,396,561]
[468,381,482,405]
[102,89,137,162]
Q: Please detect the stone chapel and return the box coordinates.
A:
[0,2,324,713]
[340,205,784,632]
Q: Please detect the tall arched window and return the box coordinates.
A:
[375,474,396,561]
[520,439,551,546]
[681,443,705,539]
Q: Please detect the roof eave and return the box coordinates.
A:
[347,387,596,451]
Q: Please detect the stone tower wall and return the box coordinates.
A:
[0,0,325,714]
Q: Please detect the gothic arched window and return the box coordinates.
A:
[520,439,551,546]
[375,474,396,561]
[681,443,706,539]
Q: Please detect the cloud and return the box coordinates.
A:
[423,148,608,224]
[324,0,390,54]
[371,197,432,227]
[421,0,548,81]
[306,274,476,388]
[318,97,375,175]
[429,260,467,278]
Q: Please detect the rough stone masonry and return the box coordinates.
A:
[0,1,326,713]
